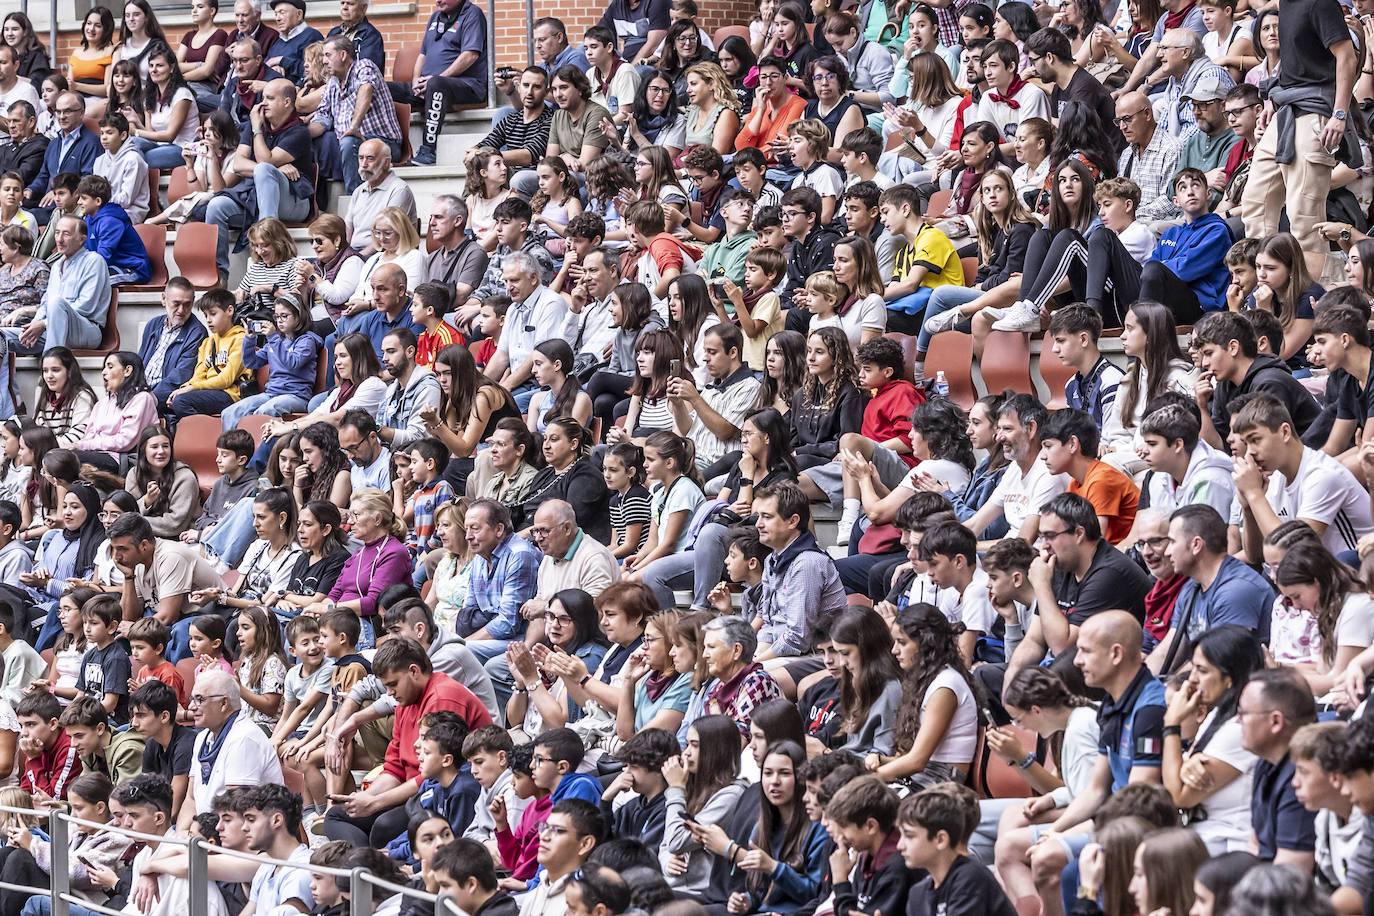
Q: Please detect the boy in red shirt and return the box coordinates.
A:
[411,282,465,370]
[832,337,925,540]
[16,692,81,804]
[127,617,188,709]
[1039,408,1140,544]
[623,200,701,303]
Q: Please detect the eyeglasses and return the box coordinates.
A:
[544,612,574,625]
[757,71,782,81]
[812,72,839,82]
[780,208,805,219]
[536,822,571,837]
[1224,102,1261,119]
[530,754,551,767]
[641,634,662,646]
[1157,43,1189,51]
[1137,535,1172,550]
[646,84,671,93]
[1236,707,1277,720]
[188,694,229,707]
[1037,528,1073,541]
[1113,110,1147,127]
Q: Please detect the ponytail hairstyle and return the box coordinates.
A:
[1277,541,1359,667]
[533,339,583,423]
[0,419,21,480]
[607,443,646,487]
[544,417,592,461]
[22,423,59,513]
[643,430,703,489]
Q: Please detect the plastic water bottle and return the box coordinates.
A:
[935,371,950,399]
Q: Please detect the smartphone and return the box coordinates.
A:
[670,359,682,377]
[710,279,727,298]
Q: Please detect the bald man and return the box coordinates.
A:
[1115,90,1182,223]
[1025,610,1164,911]
[341,137,416,253]
[206,78,317,280]
[334,261,425,363]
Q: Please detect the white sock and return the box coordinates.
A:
[842,498,861,518]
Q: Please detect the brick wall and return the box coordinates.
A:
[52,0,761,91]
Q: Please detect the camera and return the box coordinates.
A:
[496,65,518,81]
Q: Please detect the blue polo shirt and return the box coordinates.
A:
[1096,665,1165,790]
[1177,554,1276,644]
[1253,752,1317,860]
[420,0,488,83]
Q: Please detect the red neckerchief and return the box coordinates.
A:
[742,286,770,311]
[989,77,1028,108]
[839,292,859,318]
[1163,1,1196,30]
[236,63,266,112]
[595,55,624,98]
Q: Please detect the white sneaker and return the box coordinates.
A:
[992,299,1043,332]
[981,304,1010,321]
[923,307,970,336]
[836,510,860,545]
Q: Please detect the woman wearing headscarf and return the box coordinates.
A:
[23,481,106,651]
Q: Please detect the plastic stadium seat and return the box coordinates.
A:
[175,656,201,698]
[982,330,1035,395]
[712,25,751,46]
[235,415,275,443]
[167,165,191,205]
[924,331,976,409]
[175,414,226,494]
[926,189,952,217]
[980,725,1039,798]
[315,344,329,394]
[1039,330,1074,410]
[173,223,222,289]
[124,224,169,292]
[395,102,414,165]
[885,130,906,152]
[392,46,421,85]
[960,256,979,287]
[72,289,120,358]
[883,331,920,383]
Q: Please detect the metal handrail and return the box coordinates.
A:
[188,837,353,878]
[56,893,129,916]
[61,813,192,848]
[357,868,439,902]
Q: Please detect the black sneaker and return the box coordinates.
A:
[412,145,437,166]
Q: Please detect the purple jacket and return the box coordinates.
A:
[329,535,413,617]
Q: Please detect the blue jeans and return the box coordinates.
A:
[202,496,259,569]
[205,162,312,274]
[639,521,731,610]
[165,616,197,663]
[168,388,234,423]
[341,135,404,194]
[465,638,515,710]
[221,392,309,431]
[3,295,102,352]
[918,284,983,352]
[133,136,189,170]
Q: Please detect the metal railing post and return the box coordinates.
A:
[50,811,70,916]
[48,0,57,73]
[487,0,497,104]
[526,0,535,64]
[188,837,209,916]
[350,868,373,916]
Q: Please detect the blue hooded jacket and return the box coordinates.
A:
[241,329,324,400]
[85,202,150,284]
[550,771,603,805]
[1148,212,1233,313]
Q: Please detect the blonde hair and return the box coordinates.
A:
[0,789,39,833]
[435,498,473,563]
[246,217,296,265]
[351,487,407,540]
[805,270,847,307]
[375,206,421,254]
[303,41,326,85]
[787,118,831,159]
[685,61,741,112]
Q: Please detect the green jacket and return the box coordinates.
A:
[84,728,146,786]
[699,230,758,294]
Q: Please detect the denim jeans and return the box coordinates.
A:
[205,162,312,273]
[202,496,259,569]
[638,521,731,610]
[917,284,983,352]
[3,295,102,352]
[133,136,191,169]
[221,392,309,431]
[340,135,404,194]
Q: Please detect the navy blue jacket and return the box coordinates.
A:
[269,26,325,85]
[26,127,101,200]
[139,314,210,400]
[327,20,386,71]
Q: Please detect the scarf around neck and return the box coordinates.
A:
[1163,1,1196,31]
[989,77,1028,108]
[198,710,239,781]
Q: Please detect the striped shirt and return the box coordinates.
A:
[610,484,652,552]
[416,321,463,369]
[476,107,555,161]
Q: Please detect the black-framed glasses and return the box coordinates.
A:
[1113,111,1146,127]
[1137,535,1172,550]
[1038,528,1073,541]
[1224,102,1261,119]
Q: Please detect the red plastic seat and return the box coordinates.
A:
[982,330,1035,395]
[166,165,191,205]
[174,414,225,494]
[980,725,1039,799]
[72,289,120,358]
[394,102,413,166]
[924,330,976,409]
[1039,330,1075,410]
[124,224,169,292]
[712,25,751,46]
[235,414,274,444]
[960,255,979,287]
[392,46,421,84]
[926,188,952,217]
[883,331,920,383]
[173,223,222,289]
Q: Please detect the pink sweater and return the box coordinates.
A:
[74,391,158,454]
[495,793,550,880]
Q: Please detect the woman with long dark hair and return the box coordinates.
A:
[1161,625,1263,853]
[526,340,592,433]
[129,40,198,168]
[922,121,1006,242]
[754,330,807,413]
[506,587,611,737]
[659,19,716,107]
[125,424,201,539]
[32,347,96,449]
[70,7,116,105]
[769,2,819,98]
[1047,100,1118,182]
[716,35,758,111]
[272,499,350,618]
[72,352,157,472]
[268,333,385,443]
[660,714,746,897]
[666,274,720,388]
[27,482,106,651]
[871,603,983,786]
[1100,301,1196,467]
[1277,542,1374,695]
[792,328,864,492]
[516,418,611,542]
[619,72,687,155]
[176,0,228,111]
[726,740,828,914]
[825,608,903,754]
[422,342,520,486]
[3,13,48,85]
[292,422,353,510]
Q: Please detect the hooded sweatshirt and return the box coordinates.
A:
[1145,439,1236,518]
[1148,211,1233,312]
[240,329,323,400]
[85,202,151,283]
[1211,353,1321,445]
[187,323,250,401]
[92,136,150,224]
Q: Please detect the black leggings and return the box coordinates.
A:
[323,800,412,848]
[587,370,633,436]
[1018,228,1143,327]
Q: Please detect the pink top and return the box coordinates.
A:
[73,391,158,454]
[495,793,550,880]
[327,535,413,617]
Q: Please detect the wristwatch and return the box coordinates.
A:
[1342,226,1353,242]
[1335,109,1349,121]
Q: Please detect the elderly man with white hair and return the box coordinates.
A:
[178,668,284,829]
[341,138,416,254]
[1149,29,1234,141]
[483,250,570,410]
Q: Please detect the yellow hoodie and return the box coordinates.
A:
[188,323,250,402]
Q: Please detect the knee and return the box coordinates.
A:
[839,431,863,452]
[994,826,1029,865]
[253,161,282,180]
[1030,844,1068,886]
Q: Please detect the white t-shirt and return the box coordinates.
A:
[975,83,1052,141]
[1334,592,1374,654]
[190,714,285,813]
[810,297,888,349]
[249,844,315,915]
[988,459,1071,536]
[148,86,199,147]
[790,162,845,201]
[283,658,336,731]
[1049,705,1102,807]
[937,567,997,635]
[926,667,979,764]
[1117,220,1156,263]
[1264,447,1374,556]
[1187,710,1258,854]
[903,457,973,496]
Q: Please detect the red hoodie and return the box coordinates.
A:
[22,730,81,799]
[863,379,926,468]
